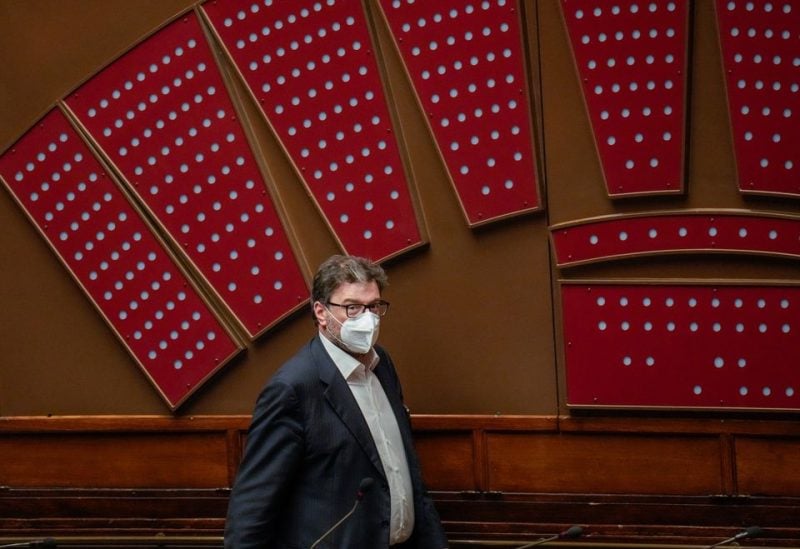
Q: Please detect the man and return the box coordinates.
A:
[225,255,448,548]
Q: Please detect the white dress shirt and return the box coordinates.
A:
[319,334,415,545]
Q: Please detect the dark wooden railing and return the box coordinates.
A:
[2,415,799,547]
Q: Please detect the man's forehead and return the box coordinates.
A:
[330,280,380,301]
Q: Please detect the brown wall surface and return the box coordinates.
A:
[1,0,557,416]
[1,0,798,418]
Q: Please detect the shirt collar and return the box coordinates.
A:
[318,333,379,381]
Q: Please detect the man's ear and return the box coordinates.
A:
[313,301,328,327]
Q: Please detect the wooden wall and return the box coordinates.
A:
[2,414,799,545]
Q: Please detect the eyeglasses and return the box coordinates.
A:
[326,300,390,318]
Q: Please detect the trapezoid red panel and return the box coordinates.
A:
[0,108,243,410]
[561,0,688,197]
[377,0,541,226]
[201,0,424,261]
[63,13,308,338]
[715,0,800,197]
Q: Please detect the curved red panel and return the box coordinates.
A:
[551,211,800,267]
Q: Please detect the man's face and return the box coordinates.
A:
[314,280,381,341]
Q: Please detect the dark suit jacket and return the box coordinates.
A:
[225,336,448,548]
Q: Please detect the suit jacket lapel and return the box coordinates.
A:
[313,337,387,480]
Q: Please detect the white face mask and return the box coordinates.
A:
[328,310,380,354]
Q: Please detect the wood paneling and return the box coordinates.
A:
[486,433,723,495]
[2,415,800,545]
[735,437,800,497]
[0,432,229,488]
[414,431,476,491]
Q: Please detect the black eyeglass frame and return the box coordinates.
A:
[326,300,390,318]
